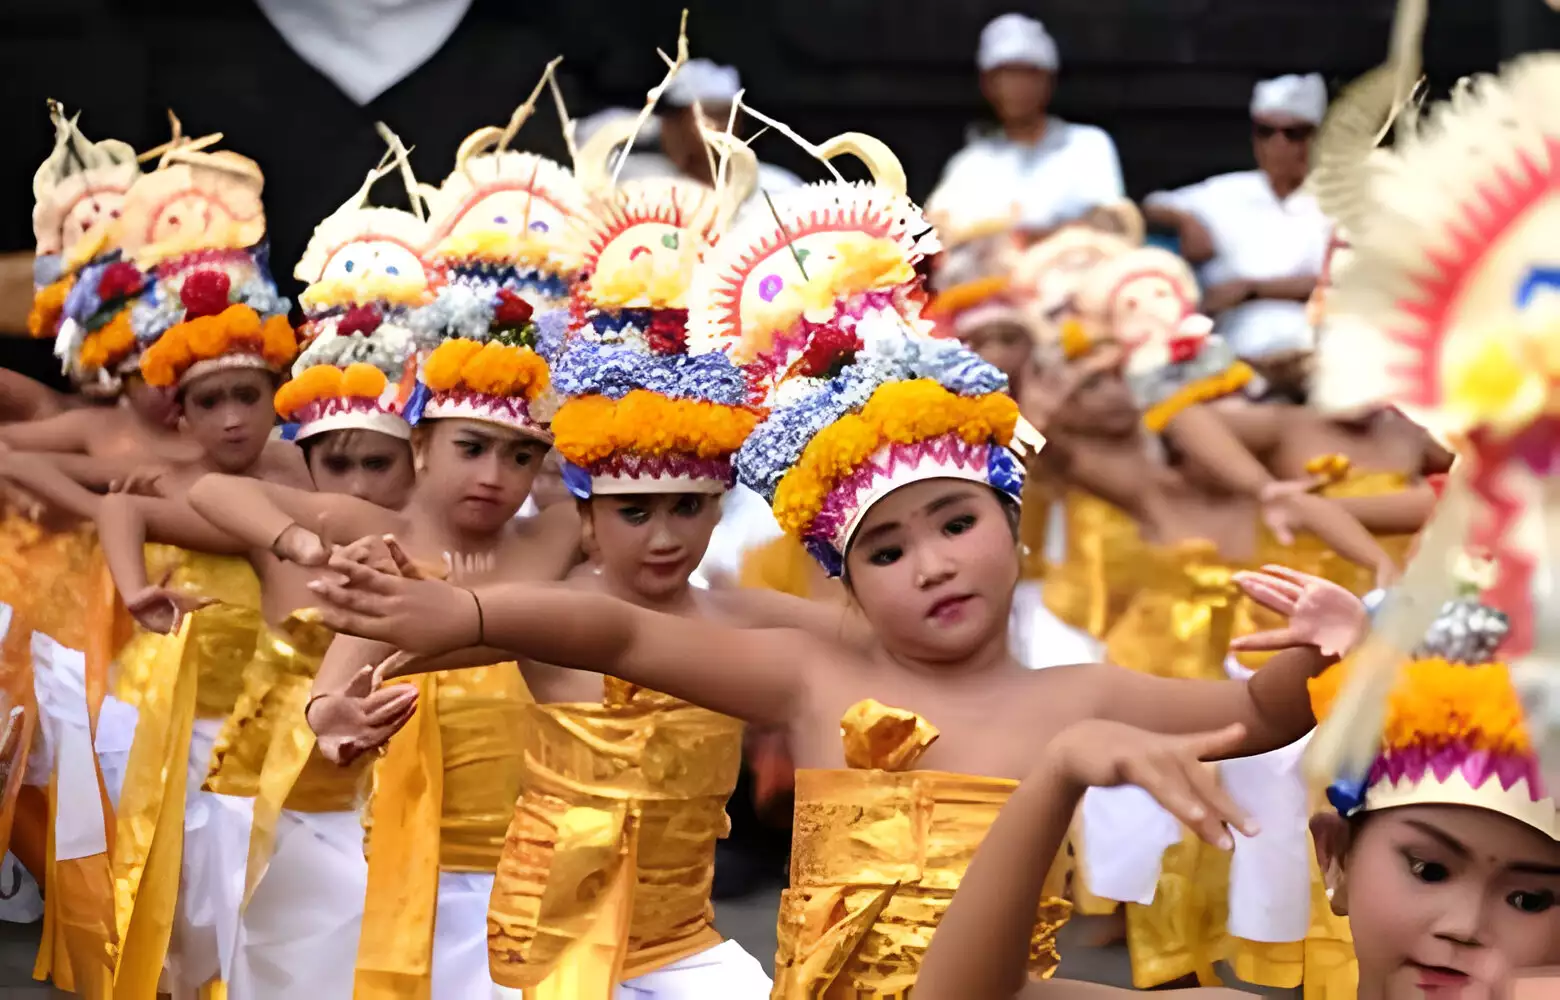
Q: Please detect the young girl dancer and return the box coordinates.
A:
[307,121,1341,995]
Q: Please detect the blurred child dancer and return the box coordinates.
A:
[307,119,1343,996]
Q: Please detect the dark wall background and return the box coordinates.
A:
[0,0,1548,288]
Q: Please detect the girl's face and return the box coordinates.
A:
[305,429,416,509]
[413,419,544,534]
[123,374,180,429]
[583,491,722,601]
[843,479,1018,663]
[1316,805,1560,998]
[179,368,277,473]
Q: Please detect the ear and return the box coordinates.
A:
[575,498,596,558]
[410,428,428,475]
[1310,812,1352,915]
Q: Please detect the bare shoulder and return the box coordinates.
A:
[260,440,313,489]
[706,586,866,647]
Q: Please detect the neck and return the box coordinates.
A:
[880,617,1014,681]
[1266,171,1302,200]
[1003,115,1048,145]
[406,489,504,556]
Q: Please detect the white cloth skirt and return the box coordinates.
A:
[226,807,364,999]
[432,870,500,998]
[491,940,773,1000]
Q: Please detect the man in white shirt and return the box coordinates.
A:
[928,13,1124,241]
[1144,74,1333,362]
[612,58,804,196]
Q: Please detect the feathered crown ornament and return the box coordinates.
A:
[278,127,433,441]
[1303,0,1560,791]
[1312,562,1555,840]
[72,113,295,392]
[549,28,766,495]
[28,101,140,344]
[688,107,1027,575]
[421,58,592,366]
[1073,246,1246,433]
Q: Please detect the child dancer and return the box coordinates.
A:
[917,565,1560,999]
[308,120,1341,996]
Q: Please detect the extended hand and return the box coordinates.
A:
[109,466,169,497]
[1259,478,1323,545]
[272,523,329,567]
[307,546,481,655]
[1049,720,1254,849]
[307,664,419,765]
[125,572,215,635]
[1229,564,1368,657]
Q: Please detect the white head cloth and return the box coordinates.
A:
[977,13,1059,73]
[577,107,662,147]
[1250,73,1328,125]
[664,59,742,108]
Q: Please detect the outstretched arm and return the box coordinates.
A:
[0,409,92,453]
[98,493,249,606]
[0,451,104,519]
[916,720,1253,1000]
[307,554,820,729]
[1161,403,1276,499]
[1329,483,1436,536]
[1287,493,1394,577]
[187,473,398,554]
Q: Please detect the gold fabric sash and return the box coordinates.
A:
[205,612,369,905]
[1042,491,1142,639]
[356,665,528,1000]
[488,680,743,995]
[772,700,1071,999]
[1103,540,1239,681]
[109,604,261,997]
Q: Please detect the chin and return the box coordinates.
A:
[634,570,689,600]
[453,510,512,535]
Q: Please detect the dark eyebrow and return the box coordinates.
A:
[1509,861,1560,877]
[1404,819,1472,859]
[923,487,979,516]
[855,518,902,547]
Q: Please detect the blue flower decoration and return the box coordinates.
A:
[280,422,300,442]
[65,261,107,323]
[986,446,1025,502]
[34,254,63,288]
[559,459,594,500]
[403,381,431,426]
[804,537,844,579]
[1325,772,1370,818]
[552,344,750,405]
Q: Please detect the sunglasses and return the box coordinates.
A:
[1253,122,1315,142]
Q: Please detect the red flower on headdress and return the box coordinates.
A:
[647,309,689,355]
[337,304,383,338]
[797,323,862,378]
[1167,335,1203,365]
[493,289,535,331]
[180,270,232,319]
[97,262,145,302]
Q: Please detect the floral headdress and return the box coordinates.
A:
[1011,227,1131,339]
[29,101,140,344]
[278,133,437,441]
[552,111,761,494]
[695,121,1024,574]
[421,59,591,365]
[85,119,296,391]
[1073,246,1249,432]
[923,235,1034,344]
[1305,52,1560,786]
[1313,579,1555,840]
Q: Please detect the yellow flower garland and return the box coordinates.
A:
[1308,657,1530,756]
[551,390,760,467]
[422,338,549,400]
[77,311,137,372]
[1141,362,1254,433]
[274,362,389,420]
[140,305,297,388]
[771,379,1018,536]
[26,276,74,338]
[301,272,431,310]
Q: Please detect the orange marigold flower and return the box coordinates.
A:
[27,278,73,338]
[341,363,388,399]
[423,339,485,391]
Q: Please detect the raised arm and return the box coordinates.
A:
[307,555,819,729]
[0,408,93,453]
[916,720,1253,1000]
[187,473,398,553]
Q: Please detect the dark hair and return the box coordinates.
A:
[299,427,411,466]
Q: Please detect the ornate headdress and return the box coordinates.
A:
[696,121,1021,574]
[279,133,431,441]
[421,60,591,364]
[1074,246,1249,432]
[1314,581,1554,840]
[104,120,295,391]
[924,233,1034,344]
[29,102,140,342]
[1010,227,1131,347]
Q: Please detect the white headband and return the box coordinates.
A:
[664,59,742,108]
[1250,73,1328,125]
[978,13,1059,73]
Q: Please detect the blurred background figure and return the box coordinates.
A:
[615,58,803,194]
[929,13,1124,243]
[1144,73,1331,366]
